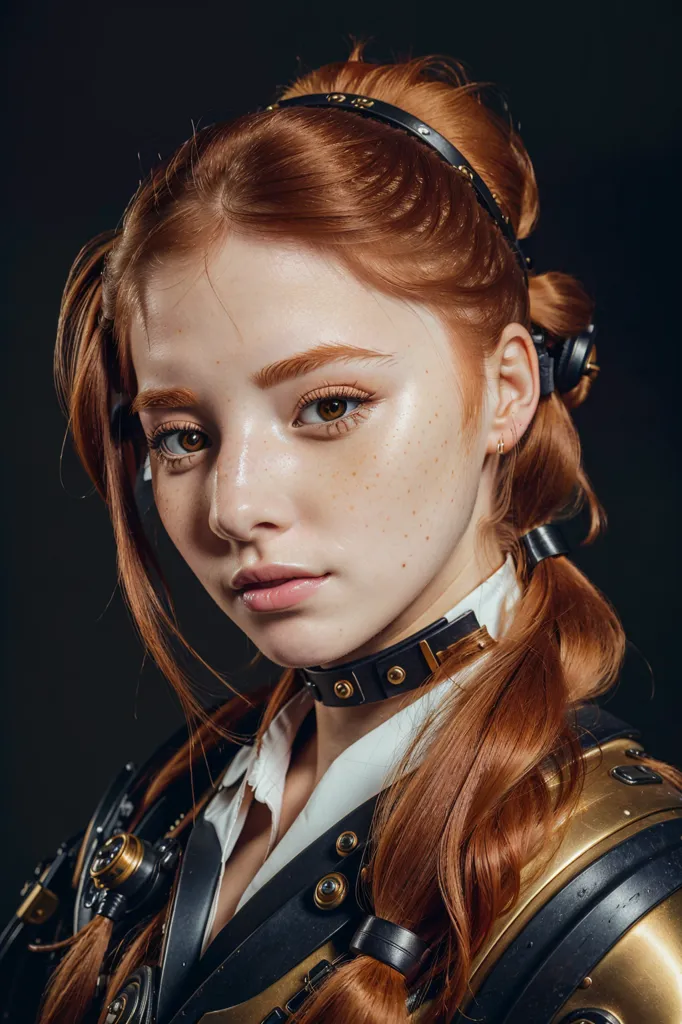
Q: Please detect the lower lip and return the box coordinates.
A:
[239,575,331,612]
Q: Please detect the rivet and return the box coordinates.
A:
[578,976,593,989]
[334,679,354,700]
[313,872,348,909]
[386,665,406,685]
[625,747,646,759]
[335,831,358,856]
[417,125,430,135]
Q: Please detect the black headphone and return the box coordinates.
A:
[532,323,600,397]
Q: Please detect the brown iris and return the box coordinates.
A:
[178,430,205,452]
[317,398,348,422]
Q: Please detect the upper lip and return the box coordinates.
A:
[231,564,327,591]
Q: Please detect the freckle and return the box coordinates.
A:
[412,510,416,515]
[434,457,439,463]
[376,473,380,477]
[426,536,430,540]
[402,562,406,568]
[352,471,356,476]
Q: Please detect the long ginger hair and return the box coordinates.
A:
[37,44,680,1024]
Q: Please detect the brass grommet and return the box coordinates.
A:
[335,831,358,856]
[333,679,354,700]
[386,665,406,685]
[313,872,348,909]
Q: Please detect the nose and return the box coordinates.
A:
[207,428,297,544]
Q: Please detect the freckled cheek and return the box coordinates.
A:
[306,410,463,538]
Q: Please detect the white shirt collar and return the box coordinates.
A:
[220,553,518,792]
[207,554,521,913]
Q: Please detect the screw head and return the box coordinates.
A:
[314,872,348,909]
[335,831,358,856]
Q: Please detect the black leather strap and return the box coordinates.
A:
[520,524,569,570]
[156,816,224,1023]
[573,704,640,749]
[166,796,379,1022]
[349,915,428,982]
[300,610,482,707]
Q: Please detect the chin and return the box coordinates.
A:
[243,614,367,670]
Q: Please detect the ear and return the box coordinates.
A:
[484,322,541,456]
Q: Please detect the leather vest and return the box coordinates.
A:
[3,705,682,1024]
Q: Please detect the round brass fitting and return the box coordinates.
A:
[333,679,354,700]
[335,830,358,856]
[313,872,348,910]
[90,833,144,891]
[386,665,406,685]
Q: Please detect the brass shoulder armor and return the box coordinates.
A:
[464,734,682,1024]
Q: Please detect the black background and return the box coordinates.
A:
[2,0,680,924]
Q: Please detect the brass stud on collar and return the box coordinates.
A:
[333,679,354,700]
[386,665,406,685]
[335,831,358,856]
[314,872,348,909]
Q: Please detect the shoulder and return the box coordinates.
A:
[465,705,682,1023]
[0,701,259,1023]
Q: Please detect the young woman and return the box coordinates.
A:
[3,45,682,1024]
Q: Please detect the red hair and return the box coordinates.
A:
[37,43,681,1024]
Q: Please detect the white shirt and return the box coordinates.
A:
[201,554,520,953]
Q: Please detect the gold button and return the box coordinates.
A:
[386,665,406,685]
[335,831,358,856]
[334,679,354,699]
[313,872,348,909]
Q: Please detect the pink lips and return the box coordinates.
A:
[231,563,331,612]
[238,574,330,612]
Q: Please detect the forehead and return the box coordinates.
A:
[129,233,456,377]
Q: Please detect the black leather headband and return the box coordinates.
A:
[350,915,429,983]
[269,93,528,279]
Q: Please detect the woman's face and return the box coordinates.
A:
[129,234,516,668]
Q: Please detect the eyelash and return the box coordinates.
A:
[146,421,209,468]
[293,383,375,435]
[145,384,376,467]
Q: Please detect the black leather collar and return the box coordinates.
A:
[300,609,491,707]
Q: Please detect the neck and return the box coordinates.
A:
[301,542,506,786]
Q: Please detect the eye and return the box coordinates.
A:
[147,423,211,463]
[161,429,207,455]
[296,395,364,425]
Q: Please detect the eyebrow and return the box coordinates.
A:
[131,387,199,413]
[251,343,396,389]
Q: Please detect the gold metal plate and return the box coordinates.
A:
[552,887,682,1023]
[198,941,338,1023]
[468,737,682,997]
[16,883,59,925]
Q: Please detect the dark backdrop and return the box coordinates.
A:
[2,0,680,924]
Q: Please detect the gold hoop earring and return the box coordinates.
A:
[496,437,505,455]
